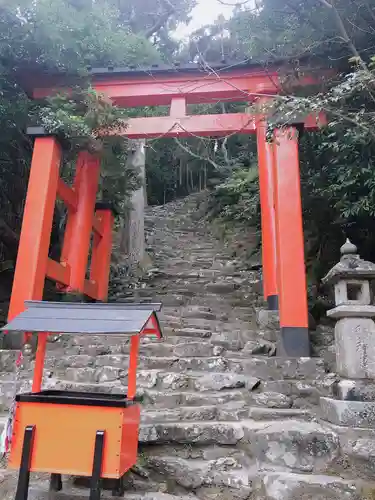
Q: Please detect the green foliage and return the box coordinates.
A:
[0,0,189,279]
[208,166,260,225]
[39,89,126,142]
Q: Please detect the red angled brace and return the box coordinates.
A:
[141,313,163,339]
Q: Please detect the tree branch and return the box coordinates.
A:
[174,138,223,171]
[317,0,368,70]
[143,0,176,38]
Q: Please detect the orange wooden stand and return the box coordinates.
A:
[9,397,140,478]
[2,301,163,500]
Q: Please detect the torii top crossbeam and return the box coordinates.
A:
[20,60,328,138]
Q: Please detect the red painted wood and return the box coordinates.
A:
[170,97,186,117]
[90,209,114,301]
[33,70,282,106]
[109,113,257,138]
[257,120,278,302]
[8,137,61,322]
[65,151,100,294]
[273,127,308,328]
[46,259,70,286]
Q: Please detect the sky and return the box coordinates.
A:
[174,0,235,39]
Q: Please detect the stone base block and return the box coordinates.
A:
[334,317,375,378]
[320,396,375,428]
[332,379,375,402]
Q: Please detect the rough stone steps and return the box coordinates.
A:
[3,194,367,500]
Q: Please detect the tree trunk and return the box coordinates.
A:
[120,139,146,266]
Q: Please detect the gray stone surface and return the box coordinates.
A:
[251,392,293,409]
[321,397,375,427]
[193,373,249,391]
[332,316,375,378]
[327,304,375,319]
[261,472,364,500]
[332,379,375,402]
[146,456,251,492]
[244,420,340,473]
[211,332,247,351]
[243,340,276,356]
[173,342,223,358]
[345,438,375,480]
[139,422,244,445]
[256,309,280,331]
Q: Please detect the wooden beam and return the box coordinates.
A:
[57,179,77,211]
[110,113,257,138]
[46,259,71,285]
[33,70,281,106]
[7,137,61,323]
[103,111,325,139]
[83,279,98,299]
[170,97,186,117]
[92,216,104,237]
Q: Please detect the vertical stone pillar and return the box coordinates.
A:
[320,240,375,428]
[121,139,146,266]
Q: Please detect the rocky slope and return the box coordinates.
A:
[0,194,374,499]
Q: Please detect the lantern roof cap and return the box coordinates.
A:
[322,239,375,284]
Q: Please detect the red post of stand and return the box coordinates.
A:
[7,137,61,349]
[257,119,278,310]
[32,333,48,392]
[90,206,115,301]
[273,127,309,356]
[127,336,140,400]
[66,151,100,294]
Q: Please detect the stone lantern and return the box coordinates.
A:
[320,240,375,427]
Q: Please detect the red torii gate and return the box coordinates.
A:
[10,61,327,358]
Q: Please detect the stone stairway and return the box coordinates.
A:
[0,194,374,499]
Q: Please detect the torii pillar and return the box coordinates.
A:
[273,127,309,356]
[256,93,309,357]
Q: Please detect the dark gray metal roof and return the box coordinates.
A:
[89,60,256,78]
[87,55,330,79]
[1,301,163,336]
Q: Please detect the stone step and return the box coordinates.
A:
[248,406,313,421]
[45,354,327,381]
[47,368,257,392]
[40,379,247,408]
[139,420,245,445]
[242,419,340,474]
[47,354,241,373]
[136,455,254,496]
[258,471,370,499]
[141,402,248,423]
